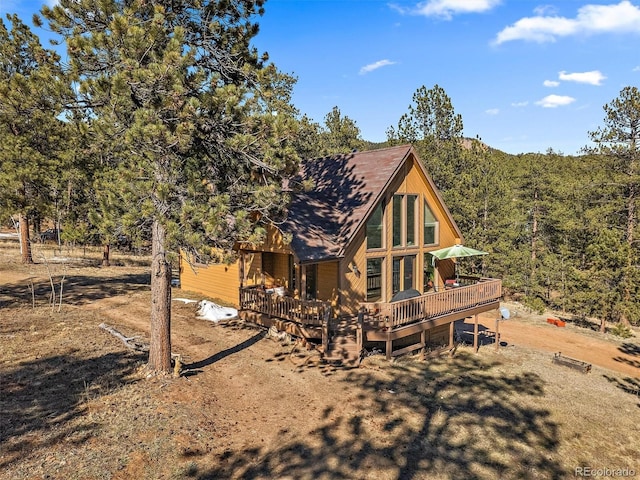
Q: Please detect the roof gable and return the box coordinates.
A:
[283,144,460,262]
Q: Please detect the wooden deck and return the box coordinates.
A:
[240,285,330,326]
[239,278,502,364]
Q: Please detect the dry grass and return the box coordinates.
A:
[1,239,639,479]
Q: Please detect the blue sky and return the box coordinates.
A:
[5,0,640,155]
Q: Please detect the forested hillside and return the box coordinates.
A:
[1,3,638,363]
[384,85,640,329]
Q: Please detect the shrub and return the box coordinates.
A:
[609,322,634,339]
[523,296,546,315]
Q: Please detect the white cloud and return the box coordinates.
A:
[494,0,640,44]
[558,70,606,85]
[633,66,640,71]
[392,0,501,20]
[543,80,560,87]
[533,5,559,16]
[359,59,396,75]
[485,108,500,115]
[535,94,576,108]
[511,101,529,107]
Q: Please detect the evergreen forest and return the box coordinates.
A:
[1,2,638,373]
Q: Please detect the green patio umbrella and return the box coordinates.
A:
[429,244,488,282]
[429,244,488,261]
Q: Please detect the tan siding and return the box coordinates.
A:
[179,253,241,306]
[340,230,367,315]
[243,252,263,286]
[271,253,291,288]
[317,261,339,308]
[240,223,293,255]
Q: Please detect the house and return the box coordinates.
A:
[180,145,502,364]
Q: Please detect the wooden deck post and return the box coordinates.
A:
[473,314,479,353]
[238,252,245,308]
[322,309,330,357]
[449,321,455,349]
[356,310,364,364]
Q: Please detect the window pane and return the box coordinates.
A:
[406,195,417,246]
[393,195,402,247]
[366,203,383,249]
[392,257,401,295]
[424,200,438,245]
[424,253,435,292]
[366,258,383,301]
[289,256,296,292]
[305,264,317,300]
[404,255,415,290]
[424,226,436,245]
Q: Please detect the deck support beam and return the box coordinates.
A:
[449,322,454,349]
[474,314,479,353]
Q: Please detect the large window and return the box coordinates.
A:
[392,194,417,248]
[366,202,384,249]
[392,255,415,295]
[366,258,383,301]
[424,200,439,245]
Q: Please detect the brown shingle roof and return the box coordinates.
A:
[283,144,414,263]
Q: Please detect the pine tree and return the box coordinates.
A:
[0,14,71,263]
[320,106,365,155]
[42,0,300,373]
[586,86,640,326]
[386,84,464,193]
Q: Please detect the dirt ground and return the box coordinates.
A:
[471,305,640,378]
[1,241,639,479]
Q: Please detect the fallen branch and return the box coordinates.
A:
[99,323,149,352]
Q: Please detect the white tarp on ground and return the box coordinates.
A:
[196,300,238,323]
[173,298,198,304]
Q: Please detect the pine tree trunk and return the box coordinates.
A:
[19,213,33,264]
[102,244,110,267]
[531,189,538,281]
[148,219,172,373]
[621,162,637,326]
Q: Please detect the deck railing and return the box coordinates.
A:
[240,286,331,326]
[361,278,502,330]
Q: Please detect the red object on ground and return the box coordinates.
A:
[547,318,566,327]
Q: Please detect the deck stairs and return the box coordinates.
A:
[322,318,362,367]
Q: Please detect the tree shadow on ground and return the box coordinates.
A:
[614,342,640,369]
[183,331,267,373]
[195,351,565,479]
[0,350,145,470]
[0,273,150,307]
[605,342,640,404]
